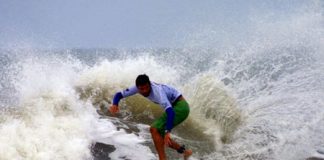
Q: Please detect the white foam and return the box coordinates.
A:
[1,55,180,159]
[76,55,180,95]
[91,119,156,160]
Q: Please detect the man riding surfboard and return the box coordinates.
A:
[109,74,192,160]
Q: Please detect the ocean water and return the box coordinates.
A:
[1,2,324,160]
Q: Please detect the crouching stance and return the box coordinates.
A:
[109,74,192,160]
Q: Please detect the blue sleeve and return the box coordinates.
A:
[121,86,138,97]
[112,86,138,106]
[165,107,175,132]
[113,92,123,105]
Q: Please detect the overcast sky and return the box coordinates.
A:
[0,0,317,48]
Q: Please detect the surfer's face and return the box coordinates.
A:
[137,83,151,97]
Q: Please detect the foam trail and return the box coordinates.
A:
[0,54,160,160]
[0,55,96,160]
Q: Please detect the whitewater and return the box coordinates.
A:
[0,2,323,160]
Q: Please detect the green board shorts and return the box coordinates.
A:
[151,100,190,136]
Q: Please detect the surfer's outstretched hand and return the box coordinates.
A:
[109,105,119,116]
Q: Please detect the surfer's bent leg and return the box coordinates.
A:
[168,100,192,159]
[151,112,168,160]
[151,100,192,159]
[150,127,166,160]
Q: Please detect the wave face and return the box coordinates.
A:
[0,1,323,160]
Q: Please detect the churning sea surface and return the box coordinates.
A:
[0,4,324,160]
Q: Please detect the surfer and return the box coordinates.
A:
[109,74,192,160]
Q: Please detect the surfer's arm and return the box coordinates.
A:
[165,107,175,133]
[160,92,175,132]
[112,92,124,106]
[109,86,138,115]
[112,86,138,106]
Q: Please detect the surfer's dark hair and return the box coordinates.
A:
[136,74,150,87]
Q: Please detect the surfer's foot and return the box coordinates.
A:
[183,149,192,160]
